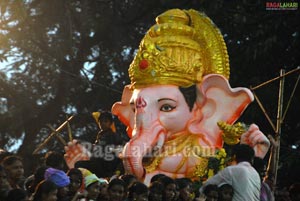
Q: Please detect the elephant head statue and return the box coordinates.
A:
[112,9,270,184]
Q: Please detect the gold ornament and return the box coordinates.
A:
[217,121,248,145]
[128,9,230,89]
[144,132,214,179]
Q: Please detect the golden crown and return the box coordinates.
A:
[128,9,230,89]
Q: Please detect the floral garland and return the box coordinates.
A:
[197,147,232,183]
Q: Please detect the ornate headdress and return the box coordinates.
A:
[128,9,230,89]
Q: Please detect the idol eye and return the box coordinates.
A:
[160,104,176,112]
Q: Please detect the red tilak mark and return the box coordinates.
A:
[136,96,147,108]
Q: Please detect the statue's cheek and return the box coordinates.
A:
[159,108,193,134]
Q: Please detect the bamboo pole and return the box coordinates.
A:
[32,115,74,154]
[66,115,73,141]
[249,68,300,191]
[46,124,67,146]
[251,90,276,132]
[251,67,299,90]
[274,69,285,188]
[265,69,285,191]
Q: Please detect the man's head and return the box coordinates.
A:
[2,155,24,183]
[218,183,234,201]
[45,151,65,170]
[99,111,113,131]
[203,184,219,201]
[233,144,255,163]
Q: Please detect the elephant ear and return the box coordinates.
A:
[188,74,254,148]
[112,85,135,138]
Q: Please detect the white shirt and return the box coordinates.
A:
[201,162,261,201]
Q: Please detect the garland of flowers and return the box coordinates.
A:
[196,147,233,183]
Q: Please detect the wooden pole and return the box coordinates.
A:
[251,67,299,90]
[250,68,300,191]
[274,69,285,188]
[32,115,74,154]
[266,69,285,191]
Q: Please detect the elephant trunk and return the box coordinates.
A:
[122,121,165,180]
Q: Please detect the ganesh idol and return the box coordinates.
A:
[64,9,270,185]
[111,9,270,185]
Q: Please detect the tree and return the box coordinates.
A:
[0,0,299,186]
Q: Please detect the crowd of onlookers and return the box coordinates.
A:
[2,150,199,201]
[0,147,299,201]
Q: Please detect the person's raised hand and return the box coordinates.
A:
[240,124,270,158]
[64,139,91,168]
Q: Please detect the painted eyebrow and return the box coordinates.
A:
[157,98,176,102]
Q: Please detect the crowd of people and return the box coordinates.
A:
[0,150,221,201]
[0,146,299,201]
[0,112,299,201]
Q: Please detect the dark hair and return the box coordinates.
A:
[108,178,126,190]
[149,181,164,201]
[67,168,83,181]
[27,166,49,194]
[149,181,164,193]
[2,155,23,167]
[45,151,64,169]
[179,85,196,111]
[127,181,149,199]
[6,189,28,201]
[33,180,58,201]
[203,184,219,196]
[253,157,266,171]
[34,166,49,181]
[218,183,234,199]
[150,173,166,183]
[175,177,192,190]
[158,176,175,185]
[119,174,137,187]
[233,144,255,163]
[218,183,233,192]
[0,150,12,163]
[99,111,113,122]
